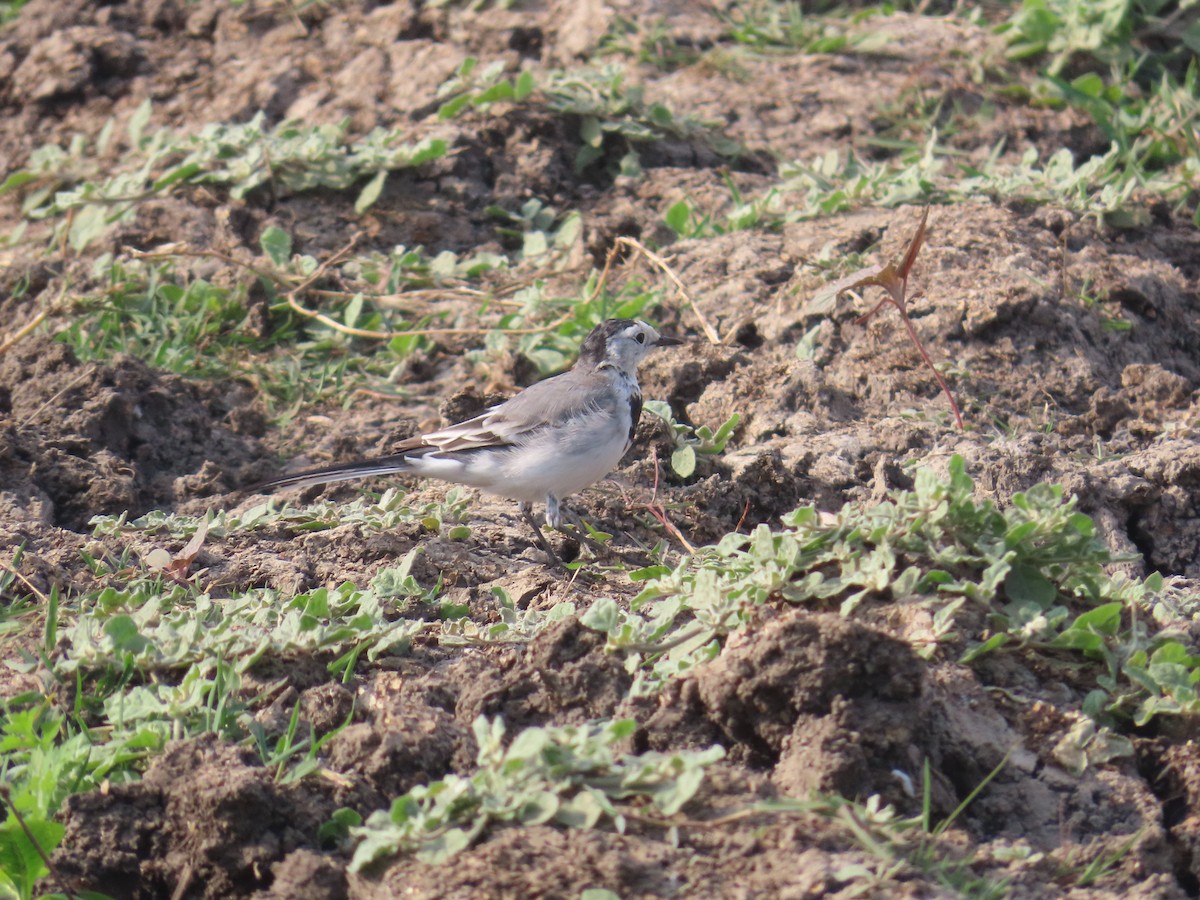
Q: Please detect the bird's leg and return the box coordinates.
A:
[520,501,562,567]
[544,494,563,529]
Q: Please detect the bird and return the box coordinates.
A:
[254,318,683,562]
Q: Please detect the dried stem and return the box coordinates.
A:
[609,236,721,345]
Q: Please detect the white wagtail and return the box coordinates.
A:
[255,318,682,562]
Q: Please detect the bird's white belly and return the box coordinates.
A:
[494,422,629,501]
[408,409,628,503]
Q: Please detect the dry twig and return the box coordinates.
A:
[602,236,721,345]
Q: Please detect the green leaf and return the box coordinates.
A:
[439,601,470,620]
[580,116,603,148]
[1069,72,1106,99]
[556,790,605,829]
[355,169,387,214]
[103,615,149,654]
[1051,628,1104,654]
[629,565,671,582]
[618,151,643,178]
[437,93,473,119]
[127,98,152,145]
[1066,602,1123,636]
[506,726,550,761]
[514,70,535,101]
[522,230,548,258]
[410,139,448,166]
[671,444,696,478]
[518,790,559,825]
[318,807,363,846]
[68,205,108,252]
[665,200,691,236]
[0,171,38,196]
[710,413,740,450]
[800,321,828,361]
[574,144,604,171]
[389,332,422,357]
[1151,641,1200,668]
[0,817,64,898]
[152,162,202,191]
[475,80,516,104]
[1003,563,1056,608]
[343,293,364,328]
[260,226,293,266]
[580,598,619,633]
[960,632,1009,664]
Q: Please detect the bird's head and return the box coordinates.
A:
[577,318,683,375]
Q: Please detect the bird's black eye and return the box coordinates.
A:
[634,332,646,344]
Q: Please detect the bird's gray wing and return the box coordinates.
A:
[423,371,604,452]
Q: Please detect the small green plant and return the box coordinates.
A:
[438,587,576,646]
[598,15,707,70]
[0,546,35,637]
[435,58,537,118]
[542,65,742,171]
[255,225,511,372]
[486,199,582,262]
[799,763,1014,898]
[1045,64,1200,172]
[51,242,502,417]
[345,715,723,868]
[250,699,354,785]
[437,60,742,173]
[1074,275,1132,331]
[771,133,1189,227]
[711,774,1011,898]
[580,455,1192,724]
[55,551,435,678]
[1,103,447,250]
[996,0,1200,226]
[57,257,262,376]
[716,0,862,53]
[1056,830,1145,888]
[0,548,447,898]
[0,698,151,900]
[643,401,740,478]
[663,180,783,239]
[1000,0,1195,80]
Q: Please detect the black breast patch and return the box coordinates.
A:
[628,391,642,445]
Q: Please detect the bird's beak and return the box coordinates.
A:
[655,335,684,347]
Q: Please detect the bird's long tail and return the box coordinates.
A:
[251,453,417,493]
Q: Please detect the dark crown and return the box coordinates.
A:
[577,318,638,366]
